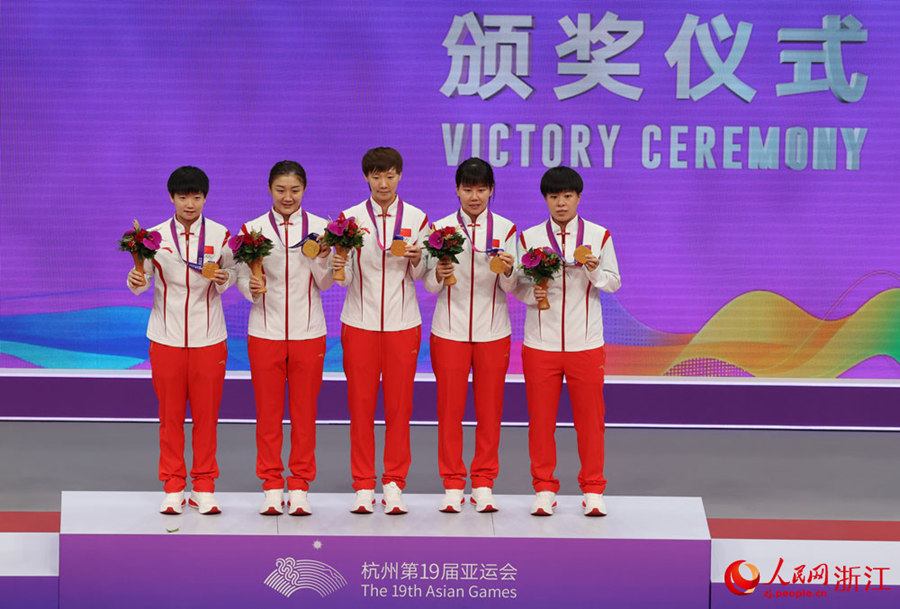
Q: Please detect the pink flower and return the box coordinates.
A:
[522,250,539,268]
[144,231,162,250]
[228,234,244,251]
[328,215,350,236]
[428,231,444,249]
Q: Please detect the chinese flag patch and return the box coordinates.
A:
[400,228,412,237]
[492,239,500,248]
[204,245,215,254]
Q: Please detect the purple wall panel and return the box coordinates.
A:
[2,375,897,427]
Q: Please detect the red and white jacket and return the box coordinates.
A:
[424,209,518,342]
[337,197,429,332]
[129,215,236,348]
[514,216,621,352]
[236,208,334,341]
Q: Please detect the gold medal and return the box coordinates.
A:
[302,238,321,258]
[202,262,219,279]
[390,239,407,257]
[489,256,506,274]
[573,245,592,265]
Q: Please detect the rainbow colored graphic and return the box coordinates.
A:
[605,288,900,378]
[2,287,897,379]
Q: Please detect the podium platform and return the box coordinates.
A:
[59,491,710,608]
[0,531,58,608]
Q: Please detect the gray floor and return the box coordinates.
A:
[1,421,898,520]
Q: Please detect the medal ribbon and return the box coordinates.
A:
[545,217,585,265]
[170,217,207,272]
[365,197,405,251]
[268,209,315,249]
[456,209,499,255]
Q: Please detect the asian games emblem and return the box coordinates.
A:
[264,556,348,598]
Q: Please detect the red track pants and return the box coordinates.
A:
[248,335,326,491]
[149,340,226,493]
[522,345,607,494]
[342,324,420,491]
[431,334,510,489]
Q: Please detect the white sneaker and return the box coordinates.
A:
[350,489,375,514]
[470,487,498,513]
[382,481,408,515]
[439,489,465,513]
[583,493,607,517]
[530,491,557,516]
[159,491,185,515]
[188,491,221,515]
[288,490,312,516]
[259,489,284,515]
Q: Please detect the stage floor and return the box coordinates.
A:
[1,421,897,520]
[3,422,898,608]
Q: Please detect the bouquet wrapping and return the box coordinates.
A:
[423,225,465,286]
[230,226,274,293]
[520,247,562,310]
[119,220,162,287]
[321,213,366,281]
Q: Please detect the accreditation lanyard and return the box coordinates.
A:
[545,217,585,265]
[456,209,500,255]
[170,217,207,272]
[365,198,405,251]
[268,209,314,249]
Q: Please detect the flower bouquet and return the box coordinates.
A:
[321,213,366,281]
[521,247,562,310]
[423,225,465,286]
[119,220,162,287]
[229,226,274,293]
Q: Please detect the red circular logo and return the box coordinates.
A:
[725,560,760,595]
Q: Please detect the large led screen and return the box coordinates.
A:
[2,1,898,380]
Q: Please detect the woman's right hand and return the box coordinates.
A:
[332,249,348,271]
[435,258,454,281]
[249,274,266,295]
[127,268,146,289]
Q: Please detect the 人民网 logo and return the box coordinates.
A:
[264,557,348,598]
[725,560,760,595]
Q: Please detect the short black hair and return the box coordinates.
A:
[268,160,307,188]
[540,166,583,196]
[362,147,403,175]
[167,166,209,196]
[455,157,495,189]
